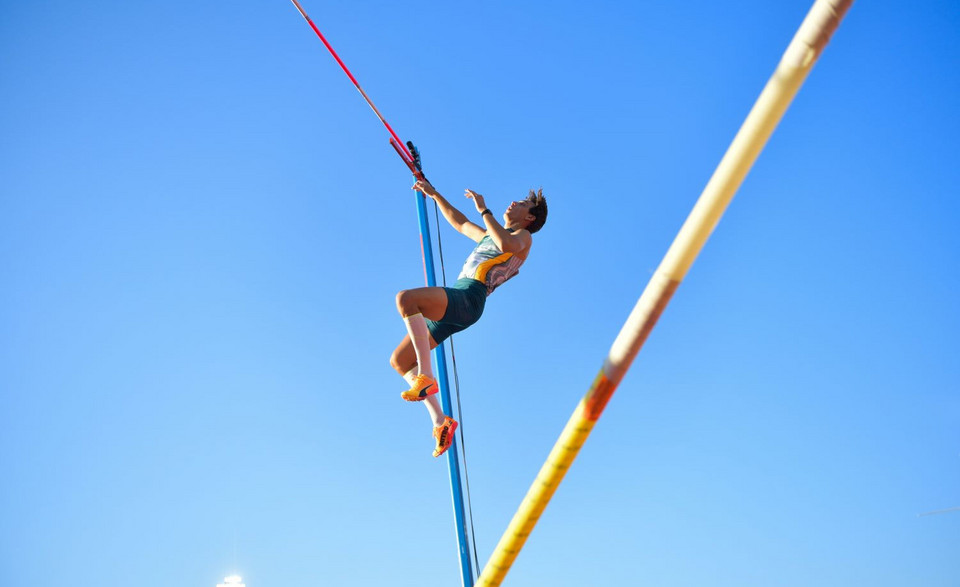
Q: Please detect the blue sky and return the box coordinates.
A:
[1,1,957,586]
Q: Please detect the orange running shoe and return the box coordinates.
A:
[401,374,438,402]
[432,416,458,458]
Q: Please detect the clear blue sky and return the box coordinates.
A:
[2,1,957,586]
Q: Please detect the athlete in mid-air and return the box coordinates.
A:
[390,179,548,457]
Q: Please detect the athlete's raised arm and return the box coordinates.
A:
[465,189,532,256]
[412,180,486,243]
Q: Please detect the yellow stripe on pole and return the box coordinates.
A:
[477,1,854,585]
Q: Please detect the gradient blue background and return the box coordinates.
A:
[2,1,957,585]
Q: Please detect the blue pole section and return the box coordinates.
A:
[414,189,475,587]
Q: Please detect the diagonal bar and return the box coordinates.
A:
[289,0,423,178]
[476,1,855,585]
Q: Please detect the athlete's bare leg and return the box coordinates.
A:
[389,332,439,377]
[390,287,449,429]
[395,286,448,321]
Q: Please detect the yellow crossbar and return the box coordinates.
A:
[476,1,855,584]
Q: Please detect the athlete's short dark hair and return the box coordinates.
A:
[525,188,547,234]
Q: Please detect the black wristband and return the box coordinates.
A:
[481,209,492,217]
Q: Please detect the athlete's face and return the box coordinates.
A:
[503,198,535,226]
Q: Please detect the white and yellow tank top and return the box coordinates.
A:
[458,234,525,295]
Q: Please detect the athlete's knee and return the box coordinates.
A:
[395,289,418,315]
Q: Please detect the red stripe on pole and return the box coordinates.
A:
[289,0,417,166]
[390,138,424,179]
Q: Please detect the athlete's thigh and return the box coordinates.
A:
[398,286,449,321]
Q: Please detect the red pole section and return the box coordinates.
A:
[289,0,418,168]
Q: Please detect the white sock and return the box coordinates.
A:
[402,313,433,379]
[402,367,418,386]
[424,394,446,428]
[403,367,446,428]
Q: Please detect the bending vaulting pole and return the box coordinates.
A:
[288,0,422,175]
[476,1,855,585]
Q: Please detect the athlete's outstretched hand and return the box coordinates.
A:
[465,189,486,213]
[413,179,440,199]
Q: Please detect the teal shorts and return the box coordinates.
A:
[426,278,488,344]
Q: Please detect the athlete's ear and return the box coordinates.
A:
[524,213,535,223]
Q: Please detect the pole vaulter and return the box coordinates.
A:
[476,0,855,585]
[287,1,476,584]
